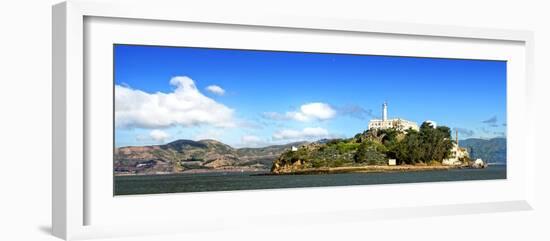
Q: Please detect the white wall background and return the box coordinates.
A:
[0,0,548,240]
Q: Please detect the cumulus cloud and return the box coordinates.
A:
[115,76,235,129]
[149,129,170,142]
[263,102,336,122]
[205,85,225,96]
[273,127,332,141]
[296,103,336,120]
[136,129,170,143]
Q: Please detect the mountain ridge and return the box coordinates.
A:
[459,137,506,164]
[114,139,308,175]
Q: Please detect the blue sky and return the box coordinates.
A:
[114,44,506,148]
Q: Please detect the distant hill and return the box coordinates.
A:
[114,139,307,175]
[459,137,506,164]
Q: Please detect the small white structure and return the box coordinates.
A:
[368,102,419,132]
[388,159,397,166]
[291,146,298,152]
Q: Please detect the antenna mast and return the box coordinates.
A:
[456,129,459,148]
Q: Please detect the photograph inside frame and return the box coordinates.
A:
[113,44,507,195]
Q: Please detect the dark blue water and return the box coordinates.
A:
[114,165,506,195]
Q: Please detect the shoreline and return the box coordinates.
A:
[265,165,461,176]
[115,164,504,177]
[115,167,268,177]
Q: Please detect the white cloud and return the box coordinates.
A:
[115,76,235,129]
[273,127,331,141]
[299,103,336,120]
[135,129,170,143]
[149,130,170,142]
[205,85,225,96]
[286,112,310,122]
[263,102,336,122]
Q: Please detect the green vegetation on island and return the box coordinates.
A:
[271,122,456,173]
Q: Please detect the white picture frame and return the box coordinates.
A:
[52,0,535,240]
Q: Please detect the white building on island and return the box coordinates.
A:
[368,102,419,132]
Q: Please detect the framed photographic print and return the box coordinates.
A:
[113,44,507,195]
[53,0,535,240]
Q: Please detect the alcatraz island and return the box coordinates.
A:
[270,102,487,175]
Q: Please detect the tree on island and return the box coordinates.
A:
[388,122,453,164]
[419,122,453,163]
[354,141,387,165]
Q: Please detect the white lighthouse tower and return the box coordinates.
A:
[382,101,388,121]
